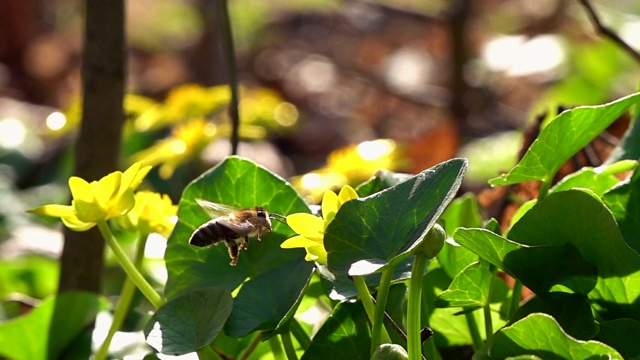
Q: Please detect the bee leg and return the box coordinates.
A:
[225,240,240,266]
[243,236,250,250]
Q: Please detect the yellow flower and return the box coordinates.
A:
[130,118,217,179]
[28,162,152,231]
[115,190,177,238]
[281,185,359,264]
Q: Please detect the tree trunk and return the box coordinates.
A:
[57,0,126,294]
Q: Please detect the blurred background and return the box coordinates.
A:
[0,0,639,348]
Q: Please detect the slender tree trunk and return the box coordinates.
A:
[57,0,126,294]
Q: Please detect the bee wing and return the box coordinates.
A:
[195,198,240,219]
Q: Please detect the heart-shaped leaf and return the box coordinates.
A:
[436,261,493,308]
[325,158,467,276]
[301,301,371,360]
[164,156,314,337]
[145,287,233,355]
[508,293,597,340]
[606,109,640,164]
[481,313,622,359]
[603,166,640,253]
[490,92,640,186]
[595,318,640,359]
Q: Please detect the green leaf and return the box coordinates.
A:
[325,158,467,276]
[508,293,597,340]
[490,92,640,186]
[481,313,622,360]
[595,318,640,359]
[145,288,232,355]
[436,261,493,308]
[0,291,107,360]
[454,227,598,296]
[356,170,413,197]
[164,156,314,336]
[549,166,620,197]
[302,301,371,360]
[606,109,640,164]
[603,166,640,253]
[508,189,640,321]
[437,193,482,279]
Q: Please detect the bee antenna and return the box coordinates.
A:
[269,213,287,224]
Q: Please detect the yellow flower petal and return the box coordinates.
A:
[68,176,94,203]
[27,204,75,218]
[105,189,135,219]
[61,215,96,231]
[281,235,321,249]
[305,243,327,264]
[286,213,324,240]
[120,161,151,194]
[95,172,122,208]
[338,185,358,206]
[73,199,106,223]
[321,190,339,225]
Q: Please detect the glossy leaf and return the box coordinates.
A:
[325,158,467,276]
[595,318,640,359]
[549,166,620,196]
[606,109,640,164]
[302,301,371,360]
[436,261,493,308]
[490,92,640,186]
[164,156,314,337]
[356,170,413,197]
[0,291,107,360]
[437,194,482,279]
[603,166,640,253]
[145,287,233,355]
[481,313,622,359]
[508,189,640,321]
[508,293,597,340]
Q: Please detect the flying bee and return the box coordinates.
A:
[188,198,287,266]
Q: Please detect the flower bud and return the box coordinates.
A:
[371,343,409,360]
[415,224,446,259]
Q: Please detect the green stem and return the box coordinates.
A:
[508,279,523,319]
[197,346,222,360]
[408,253,427,360]
[269,335,287,360]
[289,318,311,350]
[464,309,483,351]
[483,303,493,339]
[217,0,240,155]
[352,276,391,344]
[238,331,262,360]
[371,266,395,354]
[537,179,551,201]
[281,330,298,360]
[420,283,441,360]
[95,233,149,360]
[97,220,163,309]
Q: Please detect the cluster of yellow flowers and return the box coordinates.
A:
[29,162,177,236]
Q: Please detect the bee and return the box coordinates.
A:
[189,198,286,266]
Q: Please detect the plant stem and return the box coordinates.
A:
[95,233,148,360]
[269,335,287,360]
[352,276,391,344]
[483,303,493,339]
[238,331,262,360]
[216,0,240,155]
[371,266,395,354]
[408,253,427,360]
[197,346,223,360]
[97,220,163,309]
[537,179,551,201]
[281,330,298,360]
[464,309,483,351]
[420,283,441,360]
[289,318,311,350]
[508,279,523,319]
